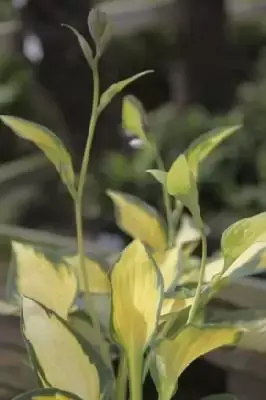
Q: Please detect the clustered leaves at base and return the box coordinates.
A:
[1,7,266,400]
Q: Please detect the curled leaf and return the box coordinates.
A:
[63,25,93,68]
[13,241,77,319]
[107,190,167,251]
[122,95,148,143]
[88,8,111,56]
[221,213,266,271]
[167,154,202,228]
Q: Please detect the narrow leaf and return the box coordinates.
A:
[13,388,83,400]
[0,116,76,196]
[63,25,93,68]
[221,213,266,271]
[147,169,167,185]
[98,71,153,115]
[186,125,241,178]
[66,254,110,293]
[150,324,239,400]
[153,247,180,293]
[107,190,167,251]
[111,240,163,383]
[166,154,202,228]
[13,241,77,319]
[122,95,148,143]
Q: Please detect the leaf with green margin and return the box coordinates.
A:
[147,169,167,185]
[201,395,238,400]
[221,213,266,271]
[122,95,149,143]
[22,297,114,400]
[69,309,112,369]
[107,189,167,251]
[166,154,202,228]
[0,116,76,197]
[150,324,240,400]
[63,25,93,68]
[111,240,164,391]
[206,308,266,353]
[12,388,83,400]
[98,71,153,115]
[186,125,241,178]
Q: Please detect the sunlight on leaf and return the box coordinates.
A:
[150,324,239,400]
[107,190,167,251]
[66,254,110,293]
[160,295,194,318]
[122,95,148,143]
[186,126,241,179]
[13,242,77,319]
[221,213,266,271]
[0,116,76,197]
[22,297,101,400]
[153,247,180,293]
[167,154,202,228]
[98,71,153,115]
[111,240,163,383]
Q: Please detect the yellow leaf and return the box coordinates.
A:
[111,240,163,388]
[22,297,100,400]
[107,190,167,251]
[66,254,110,293]
[0,116,76,196]
[13,242,77,319]
[151,325,239,400]
[122,95,148,143]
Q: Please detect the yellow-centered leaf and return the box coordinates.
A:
[13,242,77,319]
[22,297,100,400]
[107,190,167,251]
[111,239,163,358]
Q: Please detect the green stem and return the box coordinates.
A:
[116,352,128,400]
[154,152,174,247]
[187,232,207,324]
[128,352,143,400]
[74,61,102,338]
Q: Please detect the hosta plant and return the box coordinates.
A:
[2,8,266,400]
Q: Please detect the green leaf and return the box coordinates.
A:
[150,324,239,400]
[0,116,76,197]
[186,125,241,178]
[107,190,167,251]
[221,213,266,271]
[12,388,83,400]
[147,169,167,185]
[22,297,113,400]
[166,154,202,228]
[98,71,153,115]
[201,395,237,400]
[122,95,148,143]
[63,25,93,68]
[88,8,111,56]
